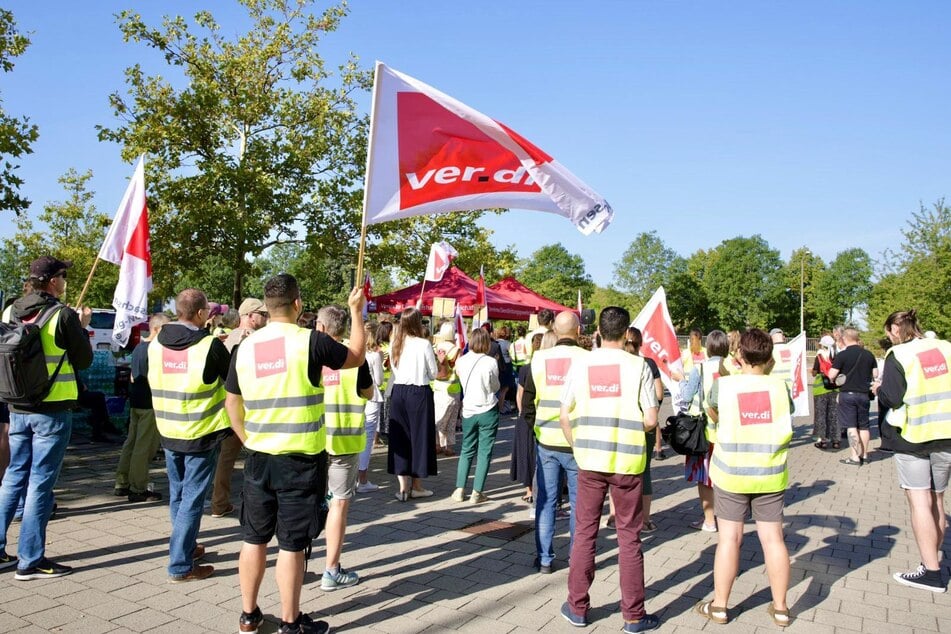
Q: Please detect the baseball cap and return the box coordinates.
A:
[769,328,784,336]
[819,335,835,347]
[29,256,72,282]
[238,298,266,316]
[207,302,224,318]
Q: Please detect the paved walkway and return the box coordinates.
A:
[0,404,948,633]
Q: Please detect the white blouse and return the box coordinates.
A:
[391,336,438,386]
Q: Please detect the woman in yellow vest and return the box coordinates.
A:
[696,328,792,627]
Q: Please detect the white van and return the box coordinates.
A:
[87,309,148,357]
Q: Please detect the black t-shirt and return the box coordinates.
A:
[225,329,349,395]
[128,340,152,409]
[831,345,877,393]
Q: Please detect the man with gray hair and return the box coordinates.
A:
[315,305,374,591]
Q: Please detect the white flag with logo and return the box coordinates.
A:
[788,332,810,417]
[423,241,458,282]
[98,156,152,347]
[363,62,613,235]
[631,287,684,405]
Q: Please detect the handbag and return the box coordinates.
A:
[664,366,711,456]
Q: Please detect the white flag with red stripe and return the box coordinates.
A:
[98,156,152,347]
[363,63,613,235]
[454,304,467,351]
[423,241,458,282]
[788,332,810,417]
[631,287,684,404]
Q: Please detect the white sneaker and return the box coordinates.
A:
[356,482,379,493]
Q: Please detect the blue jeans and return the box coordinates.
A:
[0,411,72,568]
[535,444,578,566]
[165,446,219,577]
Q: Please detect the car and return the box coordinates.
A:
[87,309,149,358]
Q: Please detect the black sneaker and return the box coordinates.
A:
[278,612,330,634]
[14,557,73,580]
[240,606,264,634]
[0,550,17,571]
[128,490,162,503]
[893,564,946,593]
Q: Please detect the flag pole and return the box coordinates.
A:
[75,257,101,308]
[417,279,427,310]
[356,61,384,287]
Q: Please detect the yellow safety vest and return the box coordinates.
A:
[531,344,589,448]
[3,304,77,403]
[432,341,461,395]
[710,374,792,494]
[235,322,325,455]
[770,342,793,391]
[571,348,649,475]
[512,337,532,366]
[888,338,951,444]
[149,334,230,441]
[687,357,723,443]
[322,364,366,455]
[681,347,707,374]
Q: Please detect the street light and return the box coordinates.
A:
[800,247,811,335]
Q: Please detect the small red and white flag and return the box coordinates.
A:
[788,332,811,418]
[475,264,486,307]
[424,241,458,282]
[98,156,152,347]
[362,63,613,235]
[631,287,684,404]
[454,304,467,351]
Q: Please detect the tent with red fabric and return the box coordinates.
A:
[488,277,575,315]
[369,267,537,320]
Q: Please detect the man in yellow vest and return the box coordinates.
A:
[696,328,792,626]
[0,256,91,580]
[557,306,659,632]
[877,310,951,593]
[314,305,373,592]
[148,288,233,583]
[225,275,366,634]
[523,311,587,575]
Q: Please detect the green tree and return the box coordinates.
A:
[98,0,372,306]
[814,248,872,325]
[612,231,684,307]
[782,247,827,334]
[0,9,39,215]
[703,235,788,330]
[516,243,593,307]
[587,285,634,316]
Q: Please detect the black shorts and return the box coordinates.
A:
[837,391,871,430]
[241,450,327,552]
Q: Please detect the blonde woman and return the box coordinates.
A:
[357,323,385,493]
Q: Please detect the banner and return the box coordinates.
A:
[363,62,613,235]
[98,156,152,347]
[788,332,810,417]
[631,287,684,404]
[424,241,458,282]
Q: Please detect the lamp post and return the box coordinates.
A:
[799,247,810,335]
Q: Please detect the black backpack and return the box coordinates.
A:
[0,305,67,406]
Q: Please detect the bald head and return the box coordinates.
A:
[553,311,580,340]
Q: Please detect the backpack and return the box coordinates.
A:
[0,305,67,406]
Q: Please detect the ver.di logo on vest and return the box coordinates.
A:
[588,364,621,399]
[321,366,341,387]
[162,348,188,374]
[917,348,949,379]
[738,391,773,425]
[545,358,571,386]
[254,338,287,378]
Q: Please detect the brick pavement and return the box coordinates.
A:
[0,404,948,633]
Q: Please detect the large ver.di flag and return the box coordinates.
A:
[98,156,152,347]
[631,287,684,404]
[363,63,614,235]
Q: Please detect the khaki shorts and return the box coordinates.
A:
[714,485,785,522]
[327,453,359,500]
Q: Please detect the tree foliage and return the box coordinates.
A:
[814,248,872,325]
[612,231,683,308]
[702,235,788,330]
[516,242,594,307]
[781,247,827,333]
[0,9,39,215]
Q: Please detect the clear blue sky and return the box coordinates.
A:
[4,1,949,286]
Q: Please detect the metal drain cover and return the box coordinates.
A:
[457,520,533,541]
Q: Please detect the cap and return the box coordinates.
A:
[769,328,784,336]
[819,335,835,347]
[207,302,224,318]
[29,256,72,282]
[238,298,266,316]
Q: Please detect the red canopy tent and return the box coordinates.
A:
[489,277,575,315]
[369,267,537,320]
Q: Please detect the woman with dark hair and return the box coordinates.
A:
[387,308,438,501]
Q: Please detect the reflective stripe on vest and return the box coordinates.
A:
[148,335,229,441]
[531,345,589,448]
[236,323,325,455]
[571,348,649,475]
[888,338,951,443]
[322,364,367,455]
[709,374,792,494]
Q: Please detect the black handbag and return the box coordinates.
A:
[664,365,711,456]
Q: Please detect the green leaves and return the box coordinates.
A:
[0,9,38,216]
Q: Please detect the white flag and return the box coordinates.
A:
[363,63,613,235]
[788,332,811,418]
[99,156,152,347]
[424,241,458,282]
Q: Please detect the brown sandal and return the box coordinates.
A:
[767,604,790,627]
[695,600,728,624]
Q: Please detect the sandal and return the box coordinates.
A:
[766,604,790,627]
[813,441,828,449]
[521,494,534,504]
[695,600,728,624]
[831,442,840,449]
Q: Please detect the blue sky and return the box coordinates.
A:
[3,1,949,286]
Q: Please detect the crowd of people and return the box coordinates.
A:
[0,254,949,633]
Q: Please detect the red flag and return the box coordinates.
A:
[475,264,486,307]
[424,241,458,282]
[363,272,373,300]
[98,156,152,347]
[631,287,684,402]
[362,63,613,235]
[454,304,467,350]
